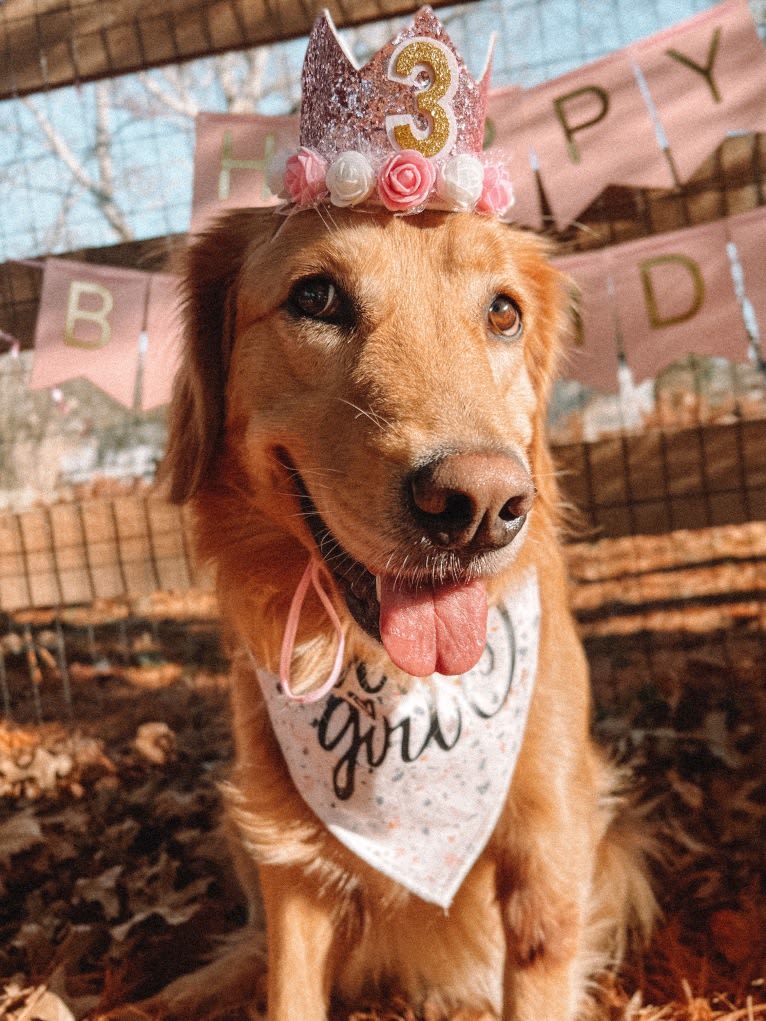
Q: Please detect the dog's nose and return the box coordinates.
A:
[407,452,535,551]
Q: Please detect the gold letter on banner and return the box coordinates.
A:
[666,26,722,103]
[64,281,114,349]
[640,254,705,328]
[552,85,610,163]
[218,130,276,201]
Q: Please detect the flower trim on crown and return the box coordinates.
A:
[267,146,516,219]
[265,9,514,220]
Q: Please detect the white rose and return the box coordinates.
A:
[326,151,376,207]
[436,154,484,210]
[265,151,289,199]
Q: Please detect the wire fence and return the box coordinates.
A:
[0,490,763,722]
[0,0,764,722]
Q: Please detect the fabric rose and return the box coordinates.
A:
[477,164,515,217]
[265,152,290,200]
[436,154,484,210]
[284,147,328,205]
[377,149,436,212]
[326,151,376,207]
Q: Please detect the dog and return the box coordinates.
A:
[143,203,656,1021]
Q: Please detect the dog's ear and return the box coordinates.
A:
[161,209,274,504]
[512,234,571,519]
[521,238,569,410]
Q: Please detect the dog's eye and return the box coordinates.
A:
[487,294,523,339]
[288,276,352,326]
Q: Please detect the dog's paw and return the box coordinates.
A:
[501,886,579,968]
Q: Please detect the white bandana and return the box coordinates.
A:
[257,570,540,909]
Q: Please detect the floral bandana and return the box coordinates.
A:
[266,7,515,220]
[256,570,540,909]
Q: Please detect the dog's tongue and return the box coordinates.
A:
[378,577,488,677]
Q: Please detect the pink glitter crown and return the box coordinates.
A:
[269,7,515,218]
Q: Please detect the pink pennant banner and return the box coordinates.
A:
[142,273,183,411]
[554,249,620,392]
[30,260,148,409]
[190,111,299,233]
[485,85,543,230]
[188,2,766,232]
[515,50,673,230]
[726,207,766,351]
[632,0,766,183]
[612,219,750,383]
[23,207,766,411]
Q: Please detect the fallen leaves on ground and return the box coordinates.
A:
[0,595,763,1021]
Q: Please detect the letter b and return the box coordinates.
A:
[64,281,114,349]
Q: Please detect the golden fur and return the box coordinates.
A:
[143,207,655,1020]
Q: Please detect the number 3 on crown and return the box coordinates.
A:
[386,38,459,159]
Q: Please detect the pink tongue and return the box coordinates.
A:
[378,577,488,677]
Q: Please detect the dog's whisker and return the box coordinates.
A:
[335,397,392,432]
[295,466,344,477]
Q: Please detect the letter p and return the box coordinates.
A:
[553,85,610,163]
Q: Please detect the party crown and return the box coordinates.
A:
[268,7,515,218]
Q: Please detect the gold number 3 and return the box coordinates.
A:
[386,39,458,159]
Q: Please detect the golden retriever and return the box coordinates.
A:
[144,205,655,1021]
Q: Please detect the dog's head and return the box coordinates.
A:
[163,207,567,677]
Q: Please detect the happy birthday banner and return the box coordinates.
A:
[26,203,766,402]
[556,209,759,391]
[29,260,182,411]
[20,0,766,403]
[189,0,766,233]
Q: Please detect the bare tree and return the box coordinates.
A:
[1,14,478,256]
[23,83,135,244]
[8,48,277,253]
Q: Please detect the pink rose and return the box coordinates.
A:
[284,147,328,205]
[477,164,515,217]
[377,150,436,212]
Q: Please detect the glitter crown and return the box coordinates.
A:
[269,8,515,218]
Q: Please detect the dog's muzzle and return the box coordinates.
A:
[279,446,534,676]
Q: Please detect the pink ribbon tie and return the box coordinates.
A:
[279,559,346,704]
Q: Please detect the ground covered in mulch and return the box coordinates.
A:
[0,608,764,1021]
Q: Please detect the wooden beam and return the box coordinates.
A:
[0,0,480,101]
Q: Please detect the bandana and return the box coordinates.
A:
[257,570,540,908]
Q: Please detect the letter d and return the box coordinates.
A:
[640,255,705,329]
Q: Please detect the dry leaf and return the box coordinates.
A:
[133,723,176,766]
[0,809,44,864]
[0,983,75,1021]
[711,908,761,966]
[73,865,124,921]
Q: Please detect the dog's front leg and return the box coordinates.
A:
[501,896,584,1021]
[259,863,337,1021]
[497,846,588,1021]
[495,815,593,1021]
